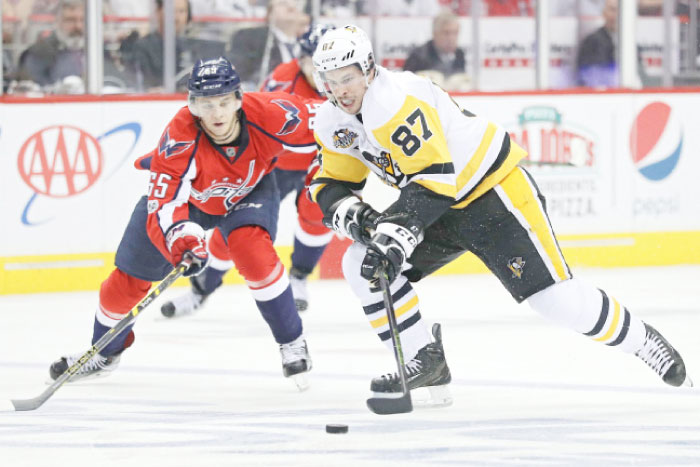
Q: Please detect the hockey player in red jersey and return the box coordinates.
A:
[161,24,334,318]
[48,57,316,390]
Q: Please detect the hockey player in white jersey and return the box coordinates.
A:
[308,25,692,405]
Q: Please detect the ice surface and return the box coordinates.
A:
[1,266,699,466]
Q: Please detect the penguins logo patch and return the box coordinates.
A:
[508,257,526,279]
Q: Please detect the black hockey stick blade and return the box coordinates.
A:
[0,261,189,412]
[366,391,413,415]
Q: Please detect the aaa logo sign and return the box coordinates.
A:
[17,125,102,198]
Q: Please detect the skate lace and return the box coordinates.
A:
[382,358,422,382]
[65,353,110,375]
[280,340,308,364]
[636,333,673,377]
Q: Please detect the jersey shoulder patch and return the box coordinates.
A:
[244,91,311,137]
[157,107,198,159]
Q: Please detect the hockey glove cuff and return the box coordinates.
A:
[361,220,423,284]
[165,221,209,276]
[324,196,380,245]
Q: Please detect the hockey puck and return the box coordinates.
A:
[325,424,349,434]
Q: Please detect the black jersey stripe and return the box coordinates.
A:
[454,133,510,205]
[406,162,455,182]
[363,281,414,315]
[378,311,422,341]
[313,176,367,192]
[584,289,610,336]
[607,308,631,346]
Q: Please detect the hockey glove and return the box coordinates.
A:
[361,215,424,284]
[324,196,380,245]
[165,221,209,276]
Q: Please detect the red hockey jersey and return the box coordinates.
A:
[261,59,324,171]
[144,92,318,259]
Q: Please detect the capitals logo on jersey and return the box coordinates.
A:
[158,129,194,158]
[271,99,302,136]
[190,160,261,210]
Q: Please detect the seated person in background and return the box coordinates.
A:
[228,0,308,90]
[16,0,86,90]
[15,0,125,94]
[576,0,645,88]
[403,10,469,91]
[121,0,223,92]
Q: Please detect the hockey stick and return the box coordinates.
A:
[1,260,190,413]
[366,265,413,415]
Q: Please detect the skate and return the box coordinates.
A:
[635,323,693,387]
[370,323,453,408]
[289,266,309,312]
[280,335,312,391]
[161,276,209,318]
[49,352,121,383]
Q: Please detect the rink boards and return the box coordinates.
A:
[1,90,700,294]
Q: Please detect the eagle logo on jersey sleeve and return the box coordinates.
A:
[271,99,302,135]
[158,129,195,158]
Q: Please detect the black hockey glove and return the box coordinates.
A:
[324,196,380,245]
[361,214,424,284]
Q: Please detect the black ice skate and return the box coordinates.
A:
[280,336,312,391]
[161,275,210,318]
[289,266,309,312]
[49,352,121,382]
[371,323,452,407]
[635,323,693,387]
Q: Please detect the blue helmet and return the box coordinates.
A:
[298,24,336,57]
[187,57,241,98]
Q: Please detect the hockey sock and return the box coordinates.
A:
[191,265,227,296]
[527,277,646,354]
[290,237,330,275]
[342,242,431,359]
[228,226,302,344]
[93,268,150,356]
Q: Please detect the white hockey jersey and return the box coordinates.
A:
[310,66,526,209]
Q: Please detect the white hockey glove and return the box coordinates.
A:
[165,221,209,276]
[361,214,424,284]
[324,196,380,245]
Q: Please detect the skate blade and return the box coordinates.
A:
[291,373,310,392]
[682,376,694,388]
[411,385,453,409]
[369,384,452,409]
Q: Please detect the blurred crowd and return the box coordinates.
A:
[1,0,697,95]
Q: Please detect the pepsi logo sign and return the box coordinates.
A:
[629,102,682,181]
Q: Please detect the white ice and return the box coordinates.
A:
[1,266,699,466]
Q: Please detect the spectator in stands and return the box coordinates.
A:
[575,0,619,87]
[227,0,307,90]
[121,0,224,91]
[403,10,469,90]
[15,0,86,90]
[576,0,648,88]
